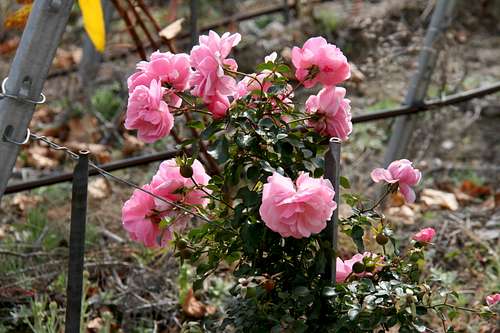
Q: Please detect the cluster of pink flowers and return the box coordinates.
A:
[259,172,336,238]
[293,37,352,141]
[336,252,379,283]
[126,51,192,142]
[125,32,354,143]
[190,31,241,118]
[371,159,422,203]
[122,159,210,247]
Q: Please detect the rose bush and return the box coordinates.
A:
[122,31,496,332]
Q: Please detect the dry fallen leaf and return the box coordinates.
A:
[460,180,492,198]
[65,141,111,164]
[122,133,145,156]
[388,192,405,207]
[88,178,112,200]
[26,145,60,169]
[182,288,206,319]
[86,317,103,331]
[159,18,185,40]
[0,36,20,55]
[386,205,416,225]
[12,194,42,213]
[421,188,459,211]
[67,115,100,143]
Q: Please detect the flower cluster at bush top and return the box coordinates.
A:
[125,30,352,142]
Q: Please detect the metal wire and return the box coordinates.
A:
[1,77,46,105]
[24,131,211,223]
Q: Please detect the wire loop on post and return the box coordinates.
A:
[1,77,46,105]
[2,127,31,145]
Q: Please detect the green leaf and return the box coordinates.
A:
[187,120,204,129]
[276,64,291,74]
[348,308,359,320]
[256,62,275,72]
[340,176,351,189]
[351,225,365,252]
[237,187,260,207]
[201,120,223,140]
[322,287,337,298]
[208,136,229,163]
[293,286,310,297]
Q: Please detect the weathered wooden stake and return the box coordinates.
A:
[384,0,457,165]
[65,151,89,333]
[0,0,74,201]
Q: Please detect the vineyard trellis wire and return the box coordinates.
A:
[1,0,500,332]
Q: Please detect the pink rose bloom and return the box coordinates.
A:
[370,159,422,203]
[291,37,350,88]
[305,86,352,140]
[206,93,231,119]
[190,31,241,107]
[336,257,352,283]
[486,294,500,306]
[128,51,191,93]
[412,227,436,243]
[151,158,211,208]
[122,184,175,247]
[259,172,336,238]
[336,252,379,282]
[125,80,174,143]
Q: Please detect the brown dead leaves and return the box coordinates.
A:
[182,289,216,319]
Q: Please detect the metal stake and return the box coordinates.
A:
[324,138,341,283]
[65,151,89,333]
[0,0,74,202]
[384,0,456,165]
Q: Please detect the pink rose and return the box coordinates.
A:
[122,184,178,248]
[190,31,241,110]
[412,227,436,243]
[151,158,211,208]
[336,252,380,282]
[291,37,350,88]
[371,159,422,203]
[486,294,500,306]
[259,172,336,238]
[125,79,174,143]
[206,93,230,119]
[128,51,192,93]
[122,159,211,248]
[305,86,352,140]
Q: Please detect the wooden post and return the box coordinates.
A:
[0,0,74,201]
[383,0,456,165]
